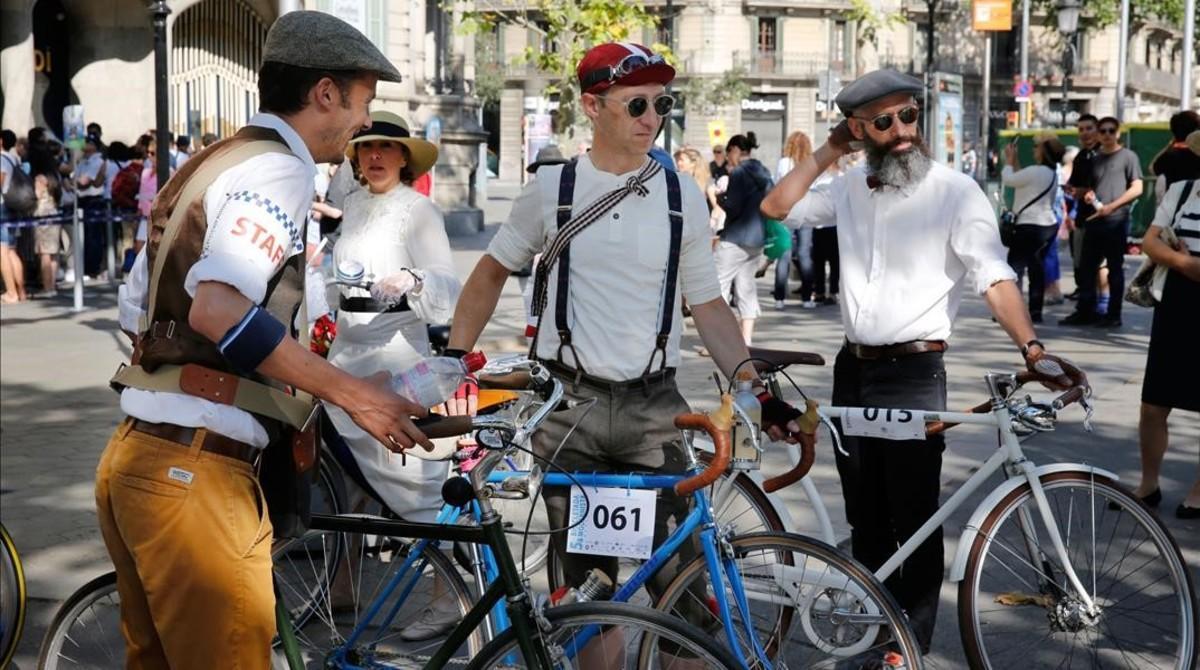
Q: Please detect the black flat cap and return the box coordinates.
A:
[835,69,924,116]
[263,11,402,82]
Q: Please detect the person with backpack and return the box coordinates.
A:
[0,129,28,303]
[1129,130,1200,519]
[716,131,773,344]
[1001,136,1066,323]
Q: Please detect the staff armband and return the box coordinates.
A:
[218,305,287,373]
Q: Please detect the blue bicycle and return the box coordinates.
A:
[272,357,921,669]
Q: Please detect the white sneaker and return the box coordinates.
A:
[62,269,73,283]
[800,300,817,309]
[774,300,786,310]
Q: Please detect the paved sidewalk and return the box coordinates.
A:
[2,190,1196,666]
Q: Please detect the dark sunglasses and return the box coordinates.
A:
[855,106,921,132]
[597,93,675,119]
[1098,127,1119,135]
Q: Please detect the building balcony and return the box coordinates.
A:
[730,50,852,78]
[1128,62,1184,100]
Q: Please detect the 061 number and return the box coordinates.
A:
[592,505,642,532]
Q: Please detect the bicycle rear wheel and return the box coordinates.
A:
[466,601,740,669]
[278,518,483,667]
[1,523,26,669]
[650,532,922,669]
[38,572,120,669]
[960,471,1197,669]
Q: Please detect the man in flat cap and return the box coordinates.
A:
[448,41,813,624]
[763,69,1086,662]
[99,11,426,668]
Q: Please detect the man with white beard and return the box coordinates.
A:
[762,69,1084,665]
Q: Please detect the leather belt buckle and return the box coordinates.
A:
[179,363,239,405]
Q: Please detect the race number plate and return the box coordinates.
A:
[566,486,657,560]
[839,407,927,441]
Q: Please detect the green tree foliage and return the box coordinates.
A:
[460,0,669,134]
[1031,0,1191,33]
[679,67,752,117]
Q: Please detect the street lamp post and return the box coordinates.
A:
[149,1,172,190]
[1056,0,1081,128]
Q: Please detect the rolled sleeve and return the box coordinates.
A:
[785,179,837,229]
[487,176,549,272]
[951,185,1018,294]
[185,162,311,303]
[679,178,721,304]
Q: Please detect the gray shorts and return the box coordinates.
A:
[533,376,701,603]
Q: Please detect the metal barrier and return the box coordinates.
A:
[0,204,141,312]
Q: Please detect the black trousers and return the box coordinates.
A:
[80,197,108,277]
[1006,224,1058,318]
[832,348,947,652]
[1077,216,1129,320]
[812,227,839,297]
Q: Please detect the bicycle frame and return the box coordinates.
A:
[304,510,553,670]
[818,401,1101,614]
[486,470,776,670]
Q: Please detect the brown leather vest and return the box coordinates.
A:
[137,126,305,390]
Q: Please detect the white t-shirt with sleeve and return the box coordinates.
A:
[119,113,318,447]
[1001,164,1058,226]
[787,161,1016,346]
[488,155,721,381]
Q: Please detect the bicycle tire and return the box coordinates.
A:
[466,600,741,669]
[37,572,120,669]
[959,471,1198,669]
[546,466,784,592]
[650,531,923,669]
[279,521,484,667]
[1,523,27,670]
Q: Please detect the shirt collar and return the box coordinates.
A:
[248,113,317,176]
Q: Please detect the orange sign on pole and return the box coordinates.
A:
[973,0,1013,31]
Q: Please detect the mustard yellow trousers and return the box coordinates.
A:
[94,419,275,669]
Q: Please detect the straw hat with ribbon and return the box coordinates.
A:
[346,110,438,178]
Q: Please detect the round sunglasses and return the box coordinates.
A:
[596,93,676,119]
[855,105,921,132]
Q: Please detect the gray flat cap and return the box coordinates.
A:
[527,145,567,173]
[263,11,402,82]
[835,69,924,116]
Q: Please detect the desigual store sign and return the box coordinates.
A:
[741,97,786,113]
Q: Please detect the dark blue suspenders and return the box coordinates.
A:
[532,160,684,384]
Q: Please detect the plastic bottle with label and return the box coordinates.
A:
[391,352,487,408]
[550,568,614,606]
[731,378,762,467]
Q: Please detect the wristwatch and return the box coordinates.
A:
[1020,339,1045,359]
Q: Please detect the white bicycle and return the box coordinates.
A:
[731,349,1197,669]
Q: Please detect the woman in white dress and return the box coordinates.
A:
[324,111,461,525]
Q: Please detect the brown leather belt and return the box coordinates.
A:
[844,339,948,361]
[129,419,259,464]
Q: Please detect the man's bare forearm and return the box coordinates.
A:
[447,254,510,352]
[983,280,1037,349]
[690,298,755,382]
[189,280,370,408]
[760,144,842,220]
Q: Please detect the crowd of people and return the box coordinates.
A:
[0,124,216,304]
[1,10,1195,668]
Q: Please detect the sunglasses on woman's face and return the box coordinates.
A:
[598,93,675,119]
[856,105,921,132]
[1098,127,1119,135]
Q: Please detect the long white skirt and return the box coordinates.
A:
[324,310,449,522]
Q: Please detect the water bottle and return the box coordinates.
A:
[550,568,613,606]
[731,378,762,468]
[336,259,366,285]
[391,352,486,408]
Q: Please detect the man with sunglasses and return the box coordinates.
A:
[762,69,1082,663]
[1060,117,1143,328]
[447,42,812,611]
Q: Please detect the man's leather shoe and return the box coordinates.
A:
[1059,311,1099,325]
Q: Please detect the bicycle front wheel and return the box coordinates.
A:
[38,572,120,669]
[0,523,26,669]
[651,532,922,669]
[467,600,740,669]
[960,471,1198,669]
